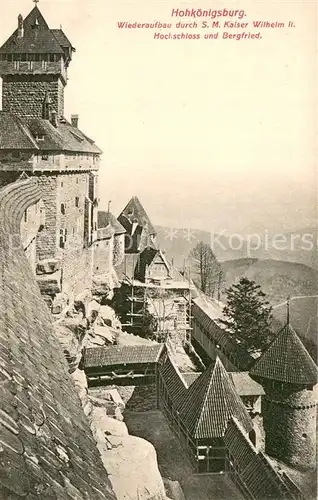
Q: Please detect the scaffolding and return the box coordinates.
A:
[121,254,193,342]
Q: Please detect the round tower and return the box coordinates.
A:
[249,323,317,470]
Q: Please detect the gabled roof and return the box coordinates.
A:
[98,211,126,235]
[118,196,157,236]
[158,353,188,410]
[178,357,253,439]
[250,323,317,386]
[0,112,38,149]
[0,113,102,154]
[83,344,164,369]
[28,118,102,153]
[0,7,64,54]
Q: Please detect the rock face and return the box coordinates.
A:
[98,435,167,500]
[72,368,167,500]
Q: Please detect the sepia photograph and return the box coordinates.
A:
[0,1,317,499]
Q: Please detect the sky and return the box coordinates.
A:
[0,0,317,235]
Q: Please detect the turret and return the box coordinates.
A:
[249,322,317,470]
[0,4,75,118]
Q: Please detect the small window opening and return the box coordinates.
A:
[75,196,79,208]
[61,203,65,215]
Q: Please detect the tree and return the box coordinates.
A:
[220,277,274,353]
[189,241,221,296]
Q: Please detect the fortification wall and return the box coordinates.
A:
[0,178,116,499]
[262,390,316,470]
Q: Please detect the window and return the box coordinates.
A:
[75,196,79,208]
[35,54,40,62]
[49,54,55,62]
[61,181,63,187]
[24,209,28,222]
[61,203,65,215]
[41,154,48,160]
[42,60,47,70]
[14,61,19,70]
[12,151,20,158]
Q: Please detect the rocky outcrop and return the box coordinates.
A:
[72,368,167,500]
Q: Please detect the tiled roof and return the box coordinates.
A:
[225,418,292,500]
[158,353,188,409]
[0,113,102,154]
[178,357,253,439]
[0,7,64,54]
[118,196,157,236]
[249,323,317,386]
[0,112,38,150]
[98,211,126,235]
[27,118,102,154]
[51,29,73,49]
[83,344,164,369]
[0,179,116,499]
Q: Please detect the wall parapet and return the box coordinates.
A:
[0,177,117,499]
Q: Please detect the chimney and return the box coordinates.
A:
[71,114,79,128]
[51,110,58,128]
[17,14,24,38]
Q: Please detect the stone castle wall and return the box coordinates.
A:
[2,74,64,117]
[94,237,113,275]
[36,174,58,260]
[262,388,316,470]
[35,171,95,300]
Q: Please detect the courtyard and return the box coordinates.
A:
[124,409,245,500]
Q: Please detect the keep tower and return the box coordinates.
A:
[0,2,102,309]
[249,321,317,470]
[0,3,74,118]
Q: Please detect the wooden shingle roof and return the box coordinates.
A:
[0,179,116,499]
[178,357,253,439]
[83,344,164,368]
[0,7,64,54]
[250,323,317,386]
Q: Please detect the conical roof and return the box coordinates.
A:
[250,323,317,386]
[118,196,156,236]
[0,7,65,54]
[178,357,253,439]
[98,210,126,235]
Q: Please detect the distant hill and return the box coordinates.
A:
[219,258,317,361]
[156,225,317,270]
[156,225,317,359]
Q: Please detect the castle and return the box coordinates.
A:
[0,3,316,499]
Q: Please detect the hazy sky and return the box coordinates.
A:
[1,0,317,235]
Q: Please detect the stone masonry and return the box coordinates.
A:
[2,75,65,118]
